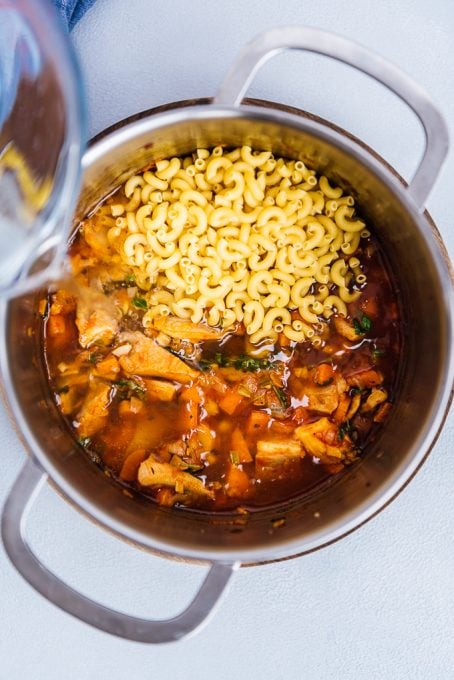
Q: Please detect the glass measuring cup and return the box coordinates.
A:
[0,0,86,297]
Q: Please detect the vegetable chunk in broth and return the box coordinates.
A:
[42,146,401,513]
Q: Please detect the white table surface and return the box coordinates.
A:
[1,1,453,678]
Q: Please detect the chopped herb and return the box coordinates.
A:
[234,355,273,371]
[361,314,372,332]
[77,437,91,448]
[349,387,362,396]
[237,384,252,398]
[88,351,102,364]
[214,352,229,367]
[372,347,385,358]
[170,455,204,473]
[272,385,288,408]
[113,379,146,400]
[353,319,363,335]
[354,314,373,335]
[200,353,274,372]
[132,295,148,310]
[230,450,240,465]
[198,359,213,372]
[339,420,353,440]
[186,463,205,472]
[102,277,136,294]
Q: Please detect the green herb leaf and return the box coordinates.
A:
[272,385,288,408]
[339,421,352,441]
[230,450,240,465]
[77,437,91,448]
[214,352,228,367]
[200,353,275,372]
[234,354,274,371]
[88,351,102,364]
[198,359,213,372]
[132,295,148,310]
[237,384,252,398]
[353,319,363,335]
[186,463,205,472]
[103,275,137,294]
[360,314,372,333]
[372,347,385,358]
[113,379,146,400]
[354,314,373,335]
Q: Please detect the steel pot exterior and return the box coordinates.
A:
[1,27,452,642]
[1,99,452,565]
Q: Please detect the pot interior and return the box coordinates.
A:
[4,103,452,563]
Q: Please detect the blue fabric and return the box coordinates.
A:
[53,0,97,30]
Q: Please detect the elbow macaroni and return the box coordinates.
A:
[104,146,370,344]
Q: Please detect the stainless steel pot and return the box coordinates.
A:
[1,27,453,643]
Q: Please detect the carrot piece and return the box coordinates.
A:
[324,462,344,475]
[218,386,246,415]
[219,366,247,382]
[94,354,120,379]
[313,363,335,386]
[225,464,250,497]
[231,428,253,463]
[246,410,271,436]
[270,420,296,435]
[180,399,198,431]
[47,314,66,337]
[333,394,351,424]
[348,369,383,389]
[179,385,203,404]
[374,402,392,423]
[155,488,177,506]
[119,448,149,481]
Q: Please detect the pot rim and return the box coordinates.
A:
[2,98,453,566]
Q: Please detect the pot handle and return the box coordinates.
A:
[1,457,239,643]
[214,26,448,210]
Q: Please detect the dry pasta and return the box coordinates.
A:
[101,146,370,343]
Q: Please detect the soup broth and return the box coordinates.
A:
[42,147,401,512]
